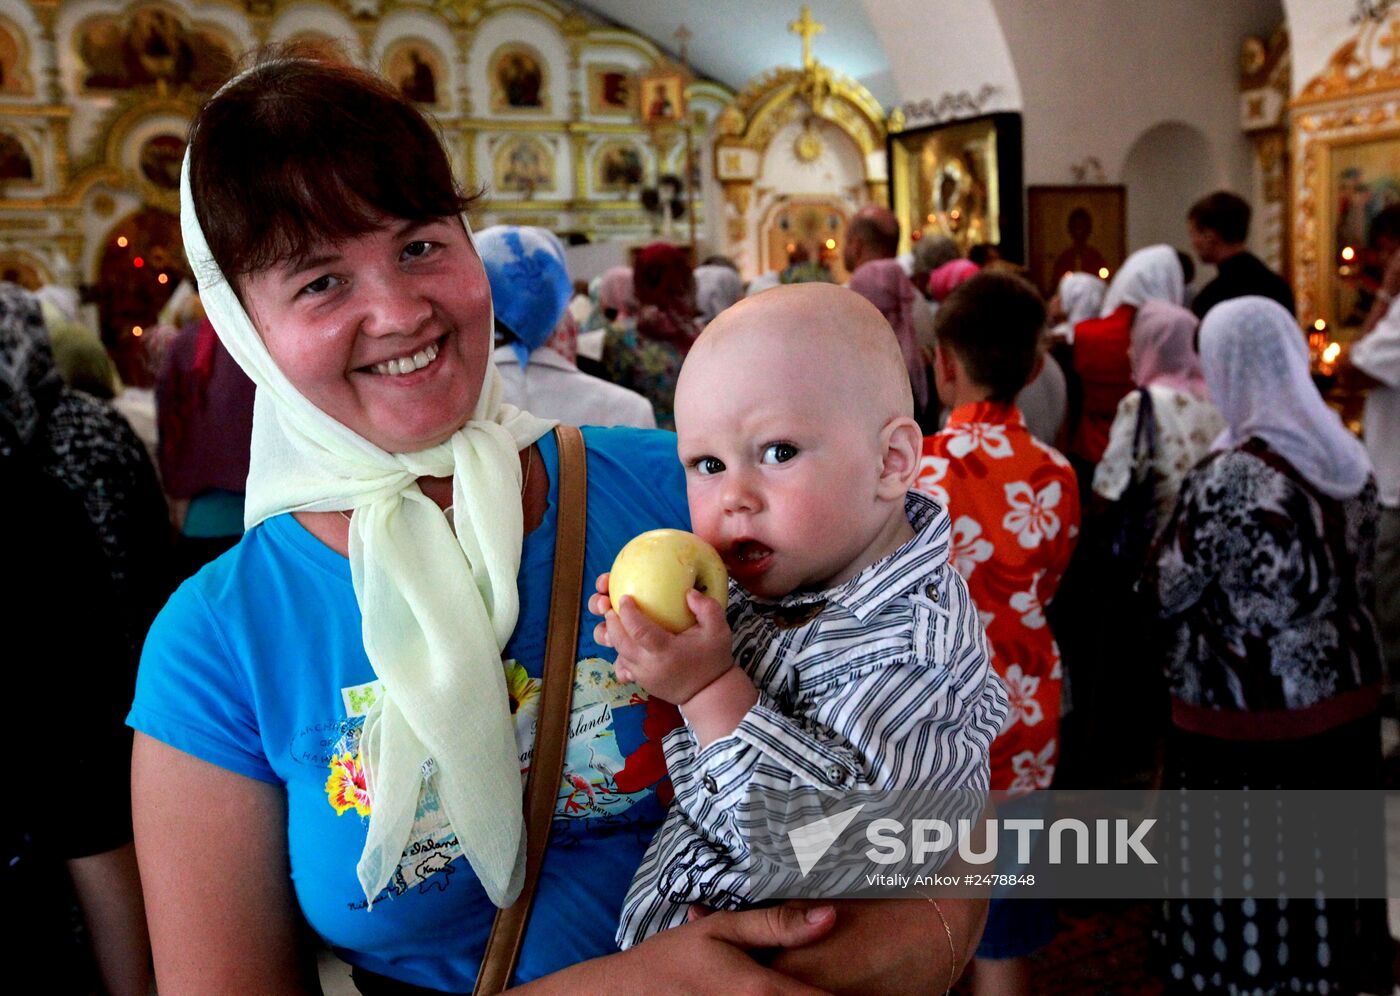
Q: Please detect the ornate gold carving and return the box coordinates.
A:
[1296,11,1400,104]
[1291,96,1400,329]
[793,124,823,163]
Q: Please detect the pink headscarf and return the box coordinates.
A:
[598,266,636,319]
[848,258,928,409]
[928,259,980,302]
[1129,300,1208,399]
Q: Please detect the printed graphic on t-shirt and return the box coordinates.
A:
[324,657,680,898]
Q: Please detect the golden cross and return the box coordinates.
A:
[789,5,825,70]
[1380,18,1400,67]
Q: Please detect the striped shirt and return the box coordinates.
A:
[616,491,1009,947]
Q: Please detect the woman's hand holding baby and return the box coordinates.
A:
[591,573,758,745]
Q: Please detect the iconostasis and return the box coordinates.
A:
[0,0,732,380]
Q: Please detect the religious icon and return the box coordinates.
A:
[490,45,547,112]
[889,114,1023,263]
[494,137,554,195]
[595,142,645,193]
[1026,185,1126,298]
[138,134,185,191]
[763,200,847,282]
[1327,136,1400,330]
[0,130,34,182]
[587,64,634,115]
[77,5,234,92]
[386,40,443,106]
[639,73,685,126]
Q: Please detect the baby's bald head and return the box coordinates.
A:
[679,283,914,430]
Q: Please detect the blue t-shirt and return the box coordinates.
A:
[129,427,690,991]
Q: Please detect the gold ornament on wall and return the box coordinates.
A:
[793,122,823,163]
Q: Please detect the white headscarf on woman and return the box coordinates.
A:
[1200,296,1371,501]
[694,264,744,327]
[1058,272,1108,326]
[1100,244,1184,317]
[180,135,554,909]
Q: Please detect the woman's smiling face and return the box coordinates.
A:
[241,215,492,453]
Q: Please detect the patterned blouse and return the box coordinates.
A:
[1150,439,1382,715]
[601,318,684,431]
[1092,384,1226,538]
[917,402,1081,795]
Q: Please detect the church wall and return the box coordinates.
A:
[992,0,1282,258]
[863,0,1285,260]
[1281,0,1359,98]
[861,0,1022,124]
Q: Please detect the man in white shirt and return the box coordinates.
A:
[1342,205,1400,708]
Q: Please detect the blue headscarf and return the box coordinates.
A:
[476,225,573,369]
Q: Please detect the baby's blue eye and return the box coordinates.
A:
[694,456,725,476]
[761,443,798,464]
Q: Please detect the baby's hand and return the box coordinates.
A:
[591,574,736,706]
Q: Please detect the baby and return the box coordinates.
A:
[592,283,1008,948]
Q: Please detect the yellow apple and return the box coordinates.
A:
[609,529,729,633]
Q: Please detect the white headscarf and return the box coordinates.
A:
[1100,244,1183,317]
[1058,272,1107,326]
[1200,296,1371,500]
[180,114,554,908]
[694,264,744,327]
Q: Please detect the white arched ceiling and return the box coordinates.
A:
[859,0,1022,119]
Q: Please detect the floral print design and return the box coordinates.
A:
[943,420,1013,460]
[601,319,681,430]
[1092,385,1226,539]
[914,453,950,506]
[1148,439,1383,713]
[1002,663,1043,727]
[1002,480,1063,549]
[326,751,372,817]
[919,402,1079,797]
[949,516,994,577]
[1008,739,1057,794]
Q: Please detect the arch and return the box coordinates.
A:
[1121,121,1216,252]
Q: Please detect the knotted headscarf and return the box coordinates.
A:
[180,134,554,909]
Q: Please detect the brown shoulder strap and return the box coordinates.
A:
[474,425,586,994]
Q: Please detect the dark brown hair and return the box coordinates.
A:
[934,271,1045,403]
[189,50,472,285]
[1187,191,1250,244]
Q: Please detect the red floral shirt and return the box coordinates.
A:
[917,402,1080,795]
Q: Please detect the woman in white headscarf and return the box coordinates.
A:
[1068,245,1183,469]
[693,263,744,328]
[1046,271,1106,343]
[1148,296,1391,996]
[128,54,980,995]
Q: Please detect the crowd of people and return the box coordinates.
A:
[2,50,1398,996]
